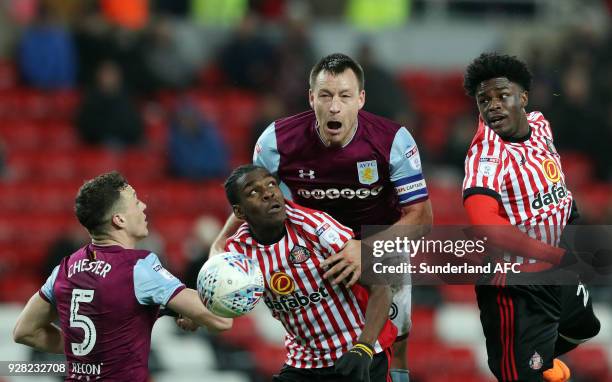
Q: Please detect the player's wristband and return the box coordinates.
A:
[159,307,179,318]
[353,342,374,358]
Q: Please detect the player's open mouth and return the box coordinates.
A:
[326,121,342,131]
[488,115,507,129]
[268,202,282,214]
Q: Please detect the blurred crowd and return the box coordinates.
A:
[0,1,610,176]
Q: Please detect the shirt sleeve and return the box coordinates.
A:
[39,265,59,305]
[462,137,508,202]
[389,127,429,205]
[253,122,279,173]
[253,122,292,199]
[307,211,354,256]
[133,253,185,306]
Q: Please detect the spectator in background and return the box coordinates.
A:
[249,92,285,153]
[357,42,415,126]
[100,0,149,30]
[183,216,222,289]
[75,60,144,146]
[168,98,229,180]
[41,228,88,283]
[144,17,194,90]
[346,0,410,30]
[18,4,76,89]
[191,0,248,27]
[274,18,314,114]
[73,10,114,86]
[218,13,278,91]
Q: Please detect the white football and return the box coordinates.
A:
[197,252,265,318]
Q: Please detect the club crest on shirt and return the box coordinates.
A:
[290,245,311,264]
[478,157,499,177]
[357,160,379,185]
[529,351,543,370]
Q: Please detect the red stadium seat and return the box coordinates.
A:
[251,342,287,378]
[75,149,119,179]
[0,273,41,303]
[425,373,495,382]
[410,308,436,342]
[567,346,610,381]
[41,122,80,150]
[439,285,477,304]
[0,60,18,89]
[408,341,479,380]
[0,121,41,149]
[119,149,167,182]
[218,315,260,350]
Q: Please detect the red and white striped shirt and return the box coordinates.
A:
[226,200,397,368]
[462,111,573,264]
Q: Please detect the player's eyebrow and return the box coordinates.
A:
[241,176,275,190]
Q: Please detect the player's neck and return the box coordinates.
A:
[510,116,530,140]
[91,234,136,249]
[251,223,286,246]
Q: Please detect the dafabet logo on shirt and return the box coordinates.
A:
[269,272,295,295]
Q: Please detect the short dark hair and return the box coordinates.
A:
[463,52,532,97]
[309,53,365,90]
[75,171,128,235]
[224,165,270,205]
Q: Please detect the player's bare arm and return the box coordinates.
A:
[322,199,433,287]
[357,283,393,346]
[13,293,64,354]
[166,288,233,333]
[210,213,244,256]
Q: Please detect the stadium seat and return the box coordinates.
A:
[219,316,260,350]
[0,60,17,89]
[439,285,477,304]
[0,120,43,149]
[41,122,80,150]
[251,342,286,378]
[120,149,167,181]
[0,273,41,303]
[410,307,437,342]
[567,346,610,381]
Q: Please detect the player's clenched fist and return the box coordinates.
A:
[334,342,373,382]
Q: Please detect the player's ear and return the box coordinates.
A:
[520,90,528,109]
[308,89,314,109]
[110,213,126,228]
[358,89,365,110]
[232,205,246,221]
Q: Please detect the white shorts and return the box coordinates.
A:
[390,284,412,339]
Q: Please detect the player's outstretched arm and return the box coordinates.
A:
[166,288,233,333]
[210,214,244,256]
[335,283,392,381]
[13,293,64,354]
